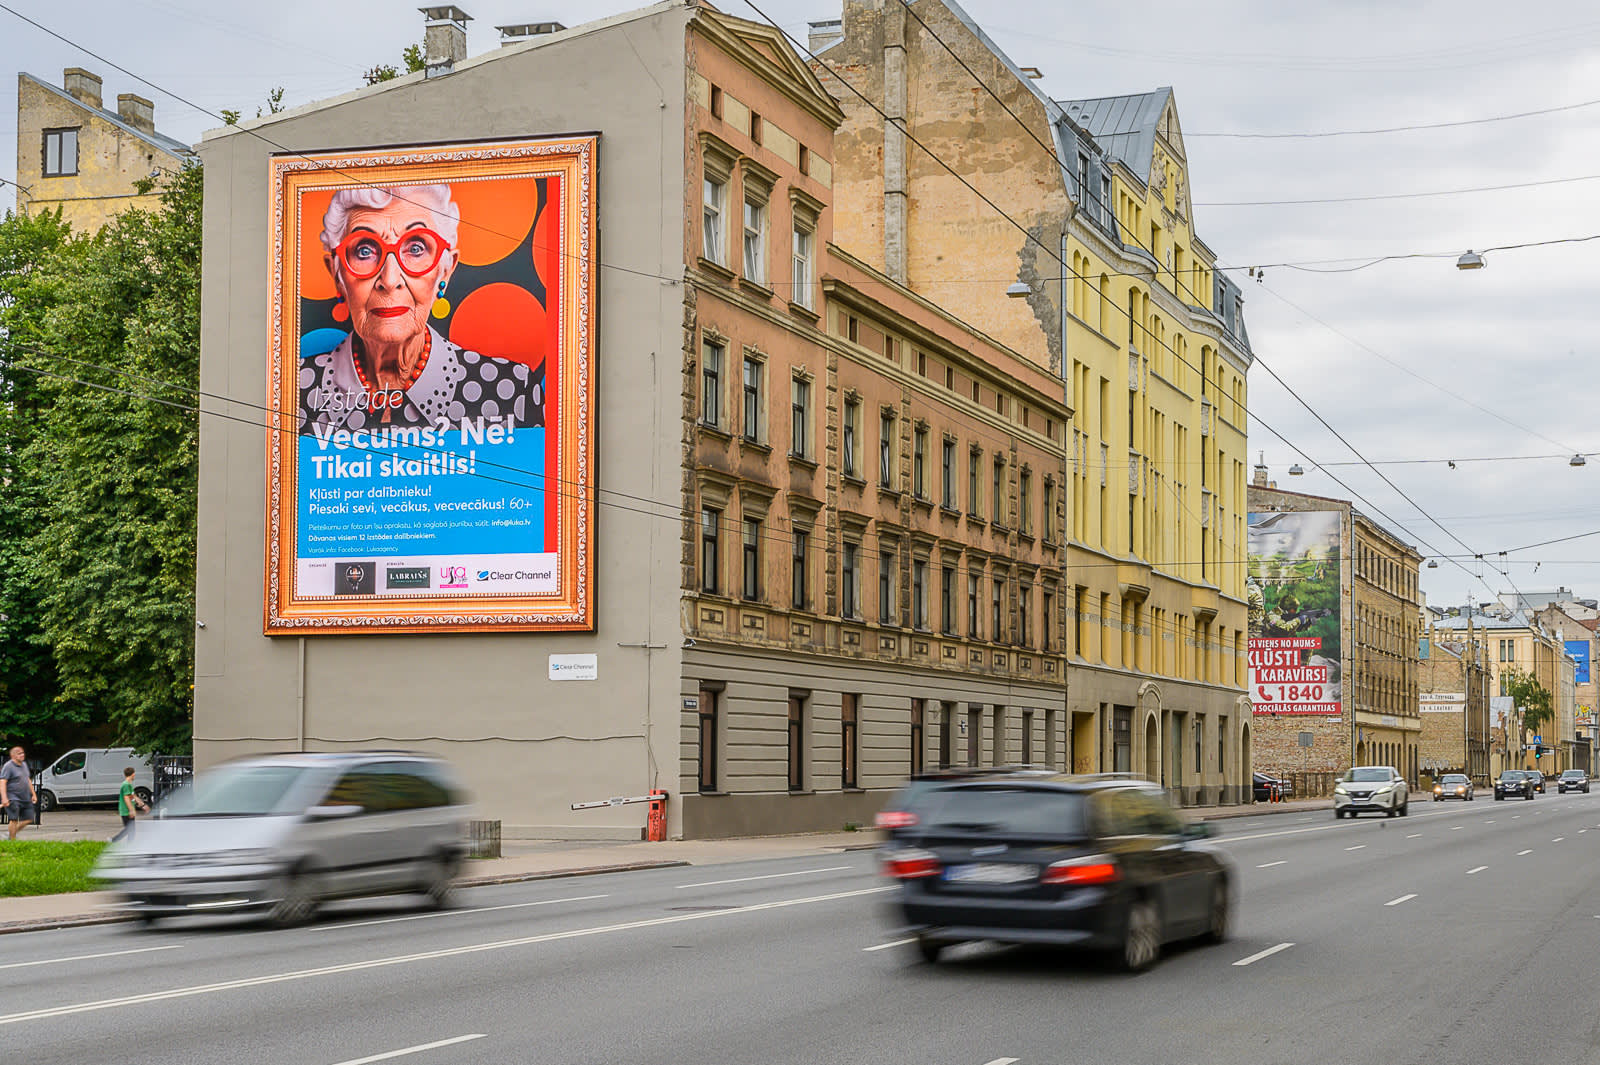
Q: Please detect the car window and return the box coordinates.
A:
[1347,767,1390,782]
[369,762,451,810]
[919,786,1084,836]
[52,751,86,774]
[324,767,388,812]
[159,764,312,817]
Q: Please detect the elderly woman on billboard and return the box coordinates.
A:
[298,184,543,434]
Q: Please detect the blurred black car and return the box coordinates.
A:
[1431,774,1474,801]
[875,765,1054,841]
[1558,769,1590,794]
[880,774,1234,972]
[1252,772,1294,802]
[1494,770,1534,800]
[1528,770,1545,793]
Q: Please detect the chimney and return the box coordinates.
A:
[1251,458,1268,488]
[63,68,102,109]
[496,21,564,46]
[117,93,156,134]
[420,5,472,77]
[807,18,843,53]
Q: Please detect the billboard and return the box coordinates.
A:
[1248,510,1342,715]
[1566,639,1590,684]
[265,136,597,633]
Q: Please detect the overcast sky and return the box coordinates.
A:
[5,0,1599,614]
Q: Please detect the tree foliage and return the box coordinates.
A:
[364,40,428,84]
[3,165,202,753]
[1503,667,1554,738]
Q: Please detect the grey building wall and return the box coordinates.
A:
[194,5,693,838]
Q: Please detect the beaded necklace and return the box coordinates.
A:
[352,330,432,423]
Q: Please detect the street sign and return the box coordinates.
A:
[1532,735,1543,745]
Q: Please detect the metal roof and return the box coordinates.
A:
[1056,89,1173,184]
[20,72,193,159]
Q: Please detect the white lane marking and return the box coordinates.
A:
[675,865,852,889]
[1451,826,1463,831]
[1233,942,1295,966]
[1485,821,1496,824]
[981,1059,1020,1065]
[1256,860,1288,869]
[0,885,895,1028]
[1296,817,1312,823]
[1512,815,1521,819]
[0,945,183,972]
[326,895,609,931]
[1385,894,1417,907]
[862,938,915,953]
[1213,806,1465,845]
[1406,833,1422,839]
[1553,838,1565,842]
[1345,845,1366,851]
[1467,866,1488,875]
[329,1034,486,1065]
[1517,849,1533,856]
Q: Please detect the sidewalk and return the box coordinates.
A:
[0,799,1326,934]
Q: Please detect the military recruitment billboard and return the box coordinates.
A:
[265,136,596,633]
[1248,510,1342,715]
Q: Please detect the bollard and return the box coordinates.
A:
[646,789,669,842]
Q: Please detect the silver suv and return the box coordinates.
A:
[1333,765,1409,819]
[94,752,470,926]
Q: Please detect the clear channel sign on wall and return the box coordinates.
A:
[1247,509,1343,715]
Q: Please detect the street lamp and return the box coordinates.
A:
[1570,454,1587,467]
[1288,463,1305,476]
[1456,250,1486,270]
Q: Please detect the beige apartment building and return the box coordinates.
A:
[1248,478,1423,787]
[813,0,1255,803]
[13,68,192,230]
[1418,624,1492,784]
[1533,603,1597,773]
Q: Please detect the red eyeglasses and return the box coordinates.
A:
[335,228,452,280]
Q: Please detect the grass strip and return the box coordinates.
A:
[0,840,108,897]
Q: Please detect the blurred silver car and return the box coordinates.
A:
[94,752,470,926]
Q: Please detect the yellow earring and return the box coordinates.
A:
[431,280,450,319]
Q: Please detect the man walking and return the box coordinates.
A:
[1,746,38,840]
[116,766,148,839]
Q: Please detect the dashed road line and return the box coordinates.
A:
[1406,833,1421,839]
[1467,866,1488,875]
[1385,894,1417,907]
[1256,860,1288,869]
[0,945,182,972]
[1345,845,1366,851]
[330,1034,487,1065]
[1451,826,1463,831]
[1553,837,1565,842]
[1233,942,1294,967]
[863,938,915,953]
[1517,849,1533,856]
[676,866,852,889]
[981,1059,1020,1065]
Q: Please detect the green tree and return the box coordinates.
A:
[0,207,92,748]
[13,165,202,753]
[1503,667,1554,741]
[364,40,428,84]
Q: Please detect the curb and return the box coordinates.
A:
[0,858,696,937]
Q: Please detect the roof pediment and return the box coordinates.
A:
[695,8,845,128]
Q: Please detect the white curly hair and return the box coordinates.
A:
[319,184,461,255]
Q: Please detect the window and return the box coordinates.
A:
[788,694,805,791]
[992,577,1004,642]
[791,528,809,610]
[1041,588,1054,651]
[1020,584,1032,647]
[798,143,810,175]
[700,340,723,427]
[968,572,981,638]
[912,559,928,630]
[709,85,723,119]
[741,517,761,600]
[913,427,927,498]
[841,693,858,789]
[700,508,720,593]
[742,357,762,442]
[43,128,78,177]
[790,376,810,457]
[1042,478,1055,540]
[791,225,814,310]
[942,439,957,507]
[992,458,1006,526]
[1019,471,1032,534]
[698,688,719,792]
[880,549,897,624]
[1021,710,1034,765]
[842,399,859,478]
[911,698,926,777]
[702,173,727,265]
[941,566,956,634]
[969,448,982,516]
[742,197,766,285]
[749,111,763,145]
[880,413,896,487]
[841,541,859,618]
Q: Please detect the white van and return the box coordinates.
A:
[38,748,154,811]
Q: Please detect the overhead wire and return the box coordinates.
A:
[1186,97,1600,139]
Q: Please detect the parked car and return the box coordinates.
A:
[879,773,1235,972]
[1558,769,1590,794]
[1252,772,1294,802]
[1332,766,1409,818]
[37,748,154,811]
[1431,774,1474,801]
[1493,770,1535,800]
[93,751,470,927]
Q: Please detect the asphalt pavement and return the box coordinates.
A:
[2,791,1597,1063]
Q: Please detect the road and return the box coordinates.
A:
[5,792,1600,1064]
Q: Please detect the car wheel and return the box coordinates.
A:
[135,911,161,929]
[1494,793,1503,800]
[418,852,459,911]
[1434,796,1441,802]
[37,790,56,813]
[1386,804,1397,818]
[1525,791,1534,800]
[1202,880,1231,945]
[914,934,945,964]
[133,786,154,808]
[267,867,320,928]
[1117,899,1161,973]
[1400,801,1409,817]
[1334,809,1343,820]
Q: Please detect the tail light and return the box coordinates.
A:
[875,810,919,830]
[882,848,941,879]
[1041,854,1121,886]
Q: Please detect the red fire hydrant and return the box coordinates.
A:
[646,789,669,842]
